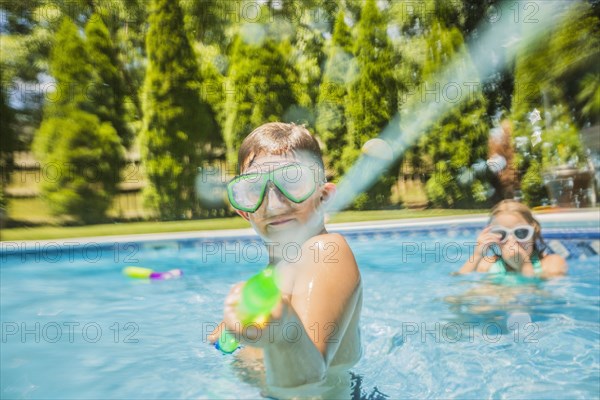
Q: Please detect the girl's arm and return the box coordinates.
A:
[541,254,568,277]
[457,252,483,274]
[456,226,500,274]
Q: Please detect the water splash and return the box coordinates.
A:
[327,1,571,214]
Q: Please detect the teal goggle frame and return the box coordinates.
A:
[227,164,323,213]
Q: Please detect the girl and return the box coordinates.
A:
[457,200,567,278]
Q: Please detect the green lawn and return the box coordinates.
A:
[1,209,486,241]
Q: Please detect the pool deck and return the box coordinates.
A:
[2,209,598,247]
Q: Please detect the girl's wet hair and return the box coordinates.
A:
[238,122,325,174]
[489,199,547,257]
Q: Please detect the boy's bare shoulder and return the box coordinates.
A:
[296,232,359,279]
[301,232,350,247]
[291,232,361,311]
[301,232,355,261]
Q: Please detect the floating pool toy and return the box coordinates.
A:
[215,264,280,354]
[150,269,183,280]
[123,266,183,280]
[123,266,153,278]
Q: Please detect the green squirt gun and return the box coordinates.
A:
[215,265,280,354]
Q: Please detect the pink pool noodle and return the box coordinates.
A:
[149,269,183,280]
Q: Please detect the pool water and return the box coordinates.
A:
[1,224,599,399]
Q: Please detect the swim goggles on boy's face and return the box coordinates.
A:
[490,225,535,243]
[227,163,324,213]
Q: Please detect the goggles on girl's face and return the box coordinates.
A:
[227,163,324,213]
[490,225,535,243]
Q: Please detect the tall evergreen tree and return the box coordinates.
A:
[100,0,148,128]
[34,17,91,156]
[345,0,397,156]
[194,43,227,149]
[342,0,398,209]
[316,10,353,177]
[416,21,490,208]
[141,0,217,219]
[1,0,63,148]
[180,0,232,50]
[33,17,124,224]
[85,13,132,147]
[45,18,93,114]
[223,35,296,167]
[35,110,124,224]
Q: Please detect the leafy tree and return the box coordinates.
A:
[45,17,92,112]
[33,17,124,224]
[95,0,149,127]
[180,0,232,50]
[223,34,296,167]
[288,10,326,129]
[316,10,353,177]
[416,21,490,208]
[510,4,589,206]
[0,1,117,150]
[345,0,396,155]
[0,75,16,184]
[577,73,600,121]
[141,0,218,219]
[194,42,227,151]
[390,0,513,165]
[520,159,546,206]
[459,0,514,121]
[0,81,16,213]
[547,2,600,126]
[343,0,398,209]
[0,1,42,35]
[0,4,70,149]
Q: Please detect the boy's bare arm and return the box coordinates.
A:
[262,233,361,386]
[291,233,361,360]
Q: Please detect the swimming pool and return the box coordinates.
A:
[1,214,599,399]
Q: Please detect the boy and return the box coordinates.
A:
[209,122,362,397]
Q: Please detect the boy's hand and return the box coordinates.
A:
[222,281,286,347]
[207,283,246,345]
[207,322,224,344]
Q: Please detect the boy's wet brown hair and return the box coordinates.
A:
[238,122,325,174]
[489,199,547,257]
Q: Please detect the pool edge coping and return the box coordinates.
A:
[1,210,598,246]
